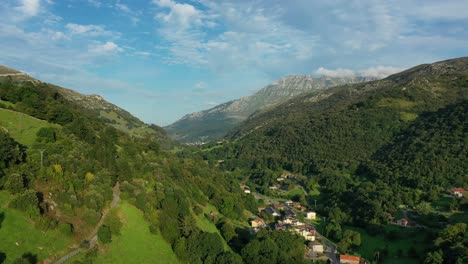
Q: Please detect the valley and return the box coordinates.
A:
[0,57,466,264]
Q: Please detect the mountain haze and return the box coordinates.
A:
[166,75,377,143]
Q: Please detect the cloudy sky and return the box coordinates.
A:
[0,0,467,125]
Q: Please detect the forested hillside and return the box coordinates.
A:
[0,75,259,263]
[200,57,468,262]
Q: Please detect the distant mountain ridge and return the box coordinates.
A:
[165,74,377,143]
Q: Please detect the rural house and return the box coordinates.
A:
[451,188,467,198]
[306,211,317,220]
[340,254,361,264]
[308,241,324,253]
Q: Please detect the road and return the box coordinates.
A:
[318,233,338,264]
[53,182,120,264]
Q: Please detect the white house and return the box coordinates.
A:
[306,211,317,220]
[309,241,324,253]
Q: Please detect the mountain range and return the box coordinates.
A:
[165,75,378,143]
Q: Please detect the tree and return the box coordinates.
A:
[0,131,26,169]
[36,127,56,143]
[424,250,443,264]
[221,221,237,242]
[4,173,24,193]
[97,225,112,244]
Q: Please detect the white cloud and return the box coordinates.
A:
[316,67,355,78]
[316,66,405,78]
[154,0,202,28]
[194,82,206,89]
[360,66,406,78]
[88,41,123,55]
[66,23,114,37]
[135,51,152,56]
[152,0,317,73]
[16,0,41,17]
[87,0,102,8]
[115,1,131,13]
[204,101,219,106]
[114,1,141,25]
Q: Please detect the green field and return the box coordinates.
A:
[347,225,428,264]
[94,202,179,264]
[0,109,57,146]
[0,191,73,264]
[284,187,304,198]
[194,204,230,250]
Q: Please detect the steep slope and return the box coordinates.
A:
[0,67,252,263]
[165,75,376,143]
[209,57,468,174]
[0,66,165,140]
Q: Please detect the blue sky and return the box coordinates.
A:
[0,0,467,125]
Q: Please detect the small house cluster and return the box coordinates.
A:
[251,199,327,260]
[451,187,467,198]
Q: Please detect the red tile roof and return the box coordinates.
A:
[452,188,467,193]
[340,255,360,262]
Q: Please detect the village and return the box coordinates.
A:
[242,173,468,264]
[242,174,366,264]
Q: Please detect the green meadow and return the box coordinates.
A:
[0,191,73,263]
[94,202,179,264]
[347,225,429,264]
[0,109,57,146]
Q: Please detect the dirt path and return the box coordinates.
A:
[53,183,120,264]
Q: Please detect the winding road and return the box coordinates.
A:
[53,182,120,264]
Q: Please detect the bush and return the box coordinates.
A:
[193,205,203,215]
[98,225,112,244]
[36,127,56,143]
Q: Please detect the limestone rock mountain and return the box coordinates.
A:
[165,75,377,143]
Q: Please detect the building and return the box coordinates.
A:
[273,203,286,211]
[309,241,324,253]
[250,218,266,228]
[264,207,280,217]
[269,185,280,190]
[451,188,467,198]
[210,211,218,216]
[397,218,409,227]
[306,211,317,220]
[284,209,296,218]
[340,254,360,264]
[285,200,294,206]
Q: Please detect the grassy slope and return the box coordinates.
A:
[94,202,179,264]
[347,225,428,264]
[194,204,230,250]
[0,191,73,263]
[0,109,57,146]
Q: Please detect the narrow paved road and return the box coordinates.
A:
[318,233,338,264]
[53,183,120,264]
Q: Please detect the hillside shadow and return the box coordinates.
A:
[20,252,37,264]
[0,252,6,264]
[0,212,4,229]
